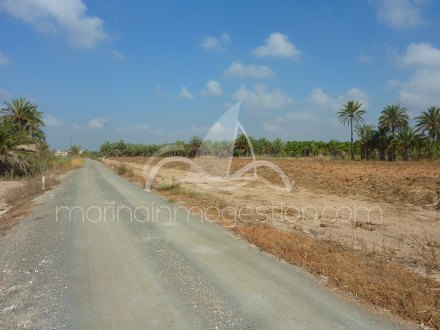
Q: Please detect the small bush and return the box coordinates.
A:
[116,163,127,175]
[127,168,134,177]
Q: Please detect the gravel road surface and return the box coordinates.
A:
[0,160,402,329]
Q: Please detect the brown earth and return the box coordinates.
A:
[106,157,440,280]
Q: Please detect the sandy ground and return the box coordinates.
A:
[105,157,440,280]
[0,180,25,215]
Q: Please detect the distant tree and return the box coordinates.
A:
[379,105,409,161]
[394,126,417,160]
[235,133,251,157]
[271,138,283,156]
[188,136,203,158]
[337,100,365,160]
[69,145,82,156]
[415,106,440,157]
[355,124,375,160]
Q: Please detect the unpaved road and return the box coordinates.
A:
[0,160,402,329]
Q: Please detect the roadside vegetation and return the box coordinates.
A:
[100,103,440,161]
[0,97,85,179]
[0,97,84,213]
[0,97,51,178]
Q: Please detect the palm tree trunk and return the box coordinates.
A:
[392,127,396,161]
[350,119,354,160]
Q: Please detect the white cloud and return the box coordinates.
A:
[202,80,223,96]
[88,117,106,129]
[370,0,427,28]
[252,32,301,59]
[357,54,373,63]
[0,51,9,67]
[309,87,370,110]
[399,69,440,108]
[109,49,126,61]
[263,111,317,133]
[0,0,107,48]
[200,32,230,51]
[400,43,440,67]
[223,60,275,79]
[310,87,334,108]
[180,86,194,100]
[233,84,294,109]
[43,114,63,127]
[393,43,440,108]
[341,88,370,108]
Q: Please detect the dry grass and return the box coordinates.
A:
[55,156,84,173]
[233,224,439,328]
[5,157,85,206]
[5,176,58,206]
[116,163,128,175]
[0,157,85,236]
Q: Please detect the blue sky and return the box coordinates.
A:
[1,0,440,150]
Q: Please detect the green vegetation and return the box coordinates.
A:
[0,97,50,177]
[0,97,82,178]
[337,100,366,160]
[100,102,439,161]
[69,145,82,156]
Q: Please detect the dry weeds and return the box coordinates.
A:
[234,224,439,328]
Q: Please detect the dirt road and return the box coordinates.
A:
[0,160,402,329]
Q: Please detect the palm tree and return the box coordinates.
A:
[415,106,440,144]
[188,136,202,158]
[69,145,82,156]
[1,97,44,133]
[394,127,417,160]
[338,100,366,160]
[235,133,251,157]
[0,121,30,176]
[379,105,409,161]
[271,138,283,156]
[355,124,375,160]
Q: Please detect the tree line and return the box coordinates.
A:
[100,138,356,158]
[101,103,439,161]
[338,102,440,161]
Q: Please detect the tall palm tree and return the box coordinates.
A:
[379,105,409,161]
[355,124,375,160]
[415,106,440,144]
[1,97,44,133]
[337,100,365,160]
[394,126,417,161]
